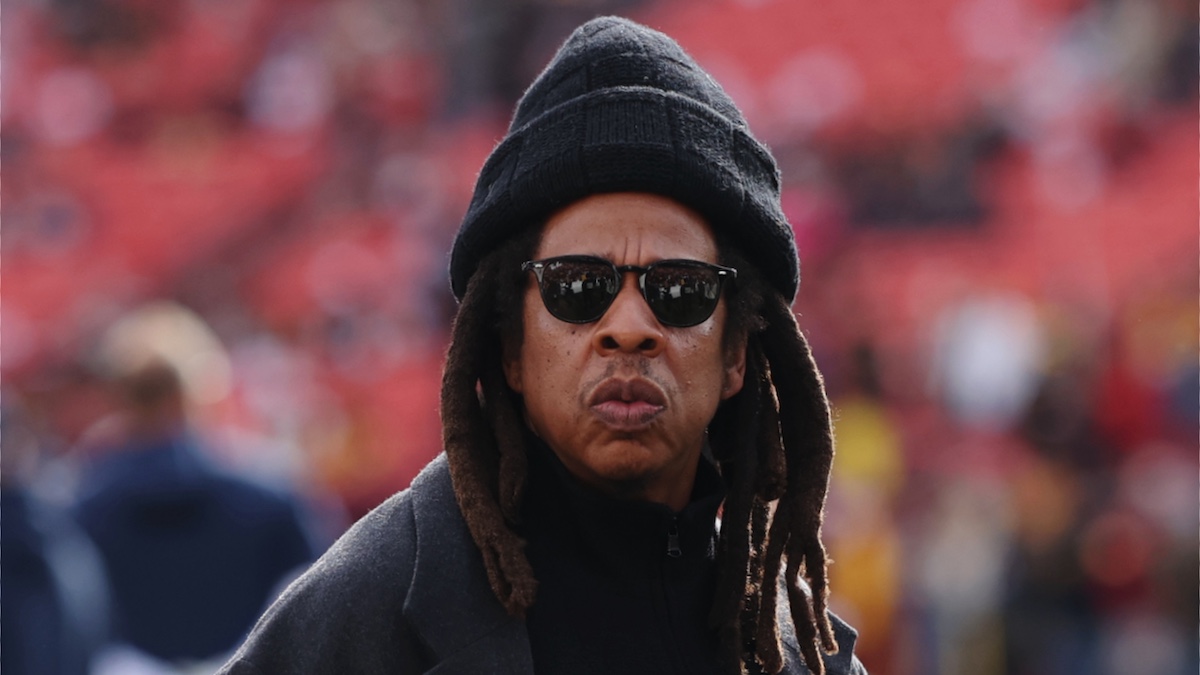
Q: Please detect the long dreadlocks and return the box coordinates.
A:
[440,227,840,675]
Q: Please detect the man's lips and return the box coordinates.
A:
[587,378,666,430]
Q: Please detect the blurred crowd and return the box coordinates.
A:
[1,0,1195,673]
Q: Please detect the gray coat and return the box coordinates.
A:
[218,454,867,674]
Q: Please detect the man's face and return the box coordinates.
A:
[504,192,746,509]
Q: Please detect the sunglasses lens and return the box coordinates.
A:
[642,263,724,327]
[537,258,619,323]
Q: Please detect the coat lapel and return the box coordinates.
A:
[403,455,534,673]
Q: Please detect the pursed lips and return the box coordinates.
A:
[587,378,667,430]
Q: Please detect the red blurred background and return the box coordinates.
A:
[3,0,1196,673]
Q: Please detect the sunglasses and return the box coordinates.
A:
[521,255,737,327]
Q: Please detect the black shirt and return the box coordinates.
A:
[520,443,731,675]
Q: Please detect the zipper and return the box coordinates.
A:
[666,517,682,558]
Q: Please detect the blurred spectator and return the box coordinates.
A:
[1,396,111,675]
[1002,453,1097,675]
[826,343,905,670]
[916,477,1013,675]
[931,291,1046,432]
[71,303,320,668]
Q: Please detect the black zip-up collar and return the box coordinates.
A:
[521,440,725,565]
[519,440,731,675]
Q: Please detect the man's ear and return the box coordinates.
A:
[721,346,746,400]
[502,352,523,394]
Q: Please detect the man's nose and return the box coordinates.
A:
[593,276,665,356]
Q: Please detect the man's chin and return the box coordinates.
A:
[587,473,658,503]
[576,448,671,501]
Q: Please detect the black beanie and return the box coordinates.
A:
[449,16,799,301]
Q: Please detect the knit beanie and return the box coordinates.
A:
[449,15,799,302]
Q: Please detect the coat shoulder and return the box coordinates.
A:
[217,456,459,674]
[821,613,869,675]
[775,581,869,675]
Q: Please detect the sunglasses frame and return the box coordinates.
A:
[521,255,737,327]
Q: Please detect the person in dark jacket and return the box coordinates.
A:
[1,400,111,675]
[221,16,867,675]
[74,313,319,665]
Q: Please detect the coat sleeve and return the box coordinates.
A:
[217,490,432,675]
[777,611,869,675]
[826,612,869,675]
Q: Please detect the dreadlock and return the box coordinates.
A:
[441,234,838,674]
[709,247,840,675]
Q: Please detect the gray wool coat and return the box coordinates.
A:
[218,454,867,674]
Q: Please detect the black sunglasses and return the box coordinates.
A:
[521,255,737,327]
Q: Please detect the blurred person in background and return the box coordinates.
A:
[1,396,112,675]
[70,303,320,672]
[220,16,865,675]
[822,344,905,670]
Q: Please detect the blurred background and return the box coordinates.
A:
[1,0,1196,673]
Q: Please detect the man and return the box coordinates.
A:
[75,305,318,666]
[220,16,866,675]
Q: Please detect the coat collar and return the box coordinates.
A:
[399,453,860,674]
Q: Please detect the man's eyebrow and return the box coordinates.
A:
[541,251,613,260]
